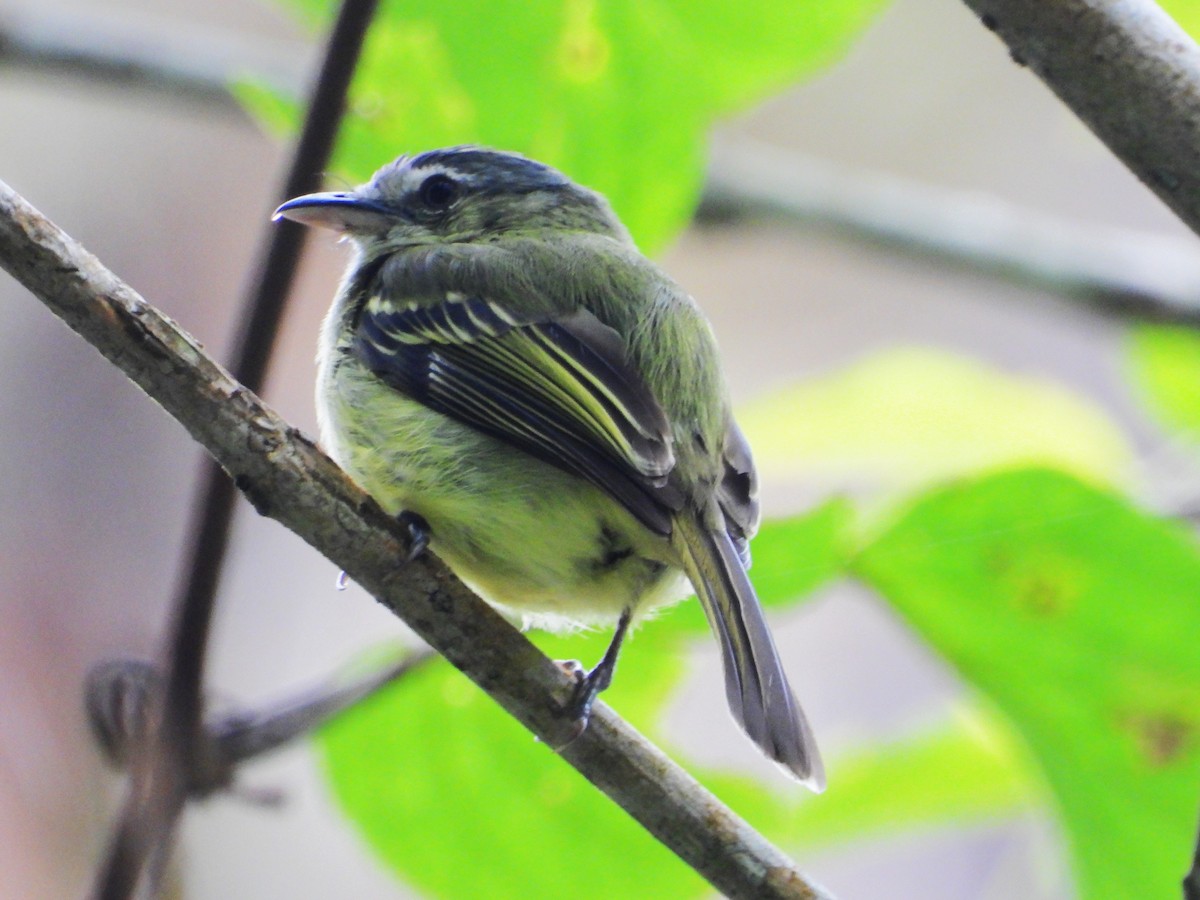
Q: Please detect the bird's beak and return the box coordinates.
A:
[272,191,394,233]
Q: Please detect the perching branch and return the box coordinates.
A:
[961,0,1200,242]
[0,183,829,900]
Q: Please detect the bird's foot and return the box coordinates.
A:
[555,608,632,741]
[397,510,430,564]
[559,657,616,725]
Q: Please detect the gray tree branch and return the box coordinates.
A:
[0,181,829,900]
[961,0,1200,240]
[86,650,437,794]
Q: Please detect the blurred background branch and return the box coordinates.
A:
[5,3,1200,327]
[0,5,302,106]
[702,135,1200,326]
[85,651,435,792]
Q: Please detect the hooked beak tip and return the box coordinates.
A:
[272,192,391,232]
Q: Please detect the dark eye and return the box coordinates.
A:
[418,174,460,210]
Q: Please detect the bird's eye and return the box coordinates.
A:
[417,174,460,210]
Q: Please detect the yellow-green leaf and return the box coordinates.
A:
[740,348,1130,490]
[1128,323,1200,442]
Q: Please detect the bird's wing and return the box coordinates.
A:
[716,418,761,568]
[354,293,683,534]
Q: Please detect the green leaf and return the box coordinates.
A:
[319,658,1041,899]
[854,468,1200,900]
[739,348,1131,489]
[1128,323,1200,442]
[317,660,708,900]
[1161,1,1200,40]
[252,0,887,251]
[753,497,857,610]
[316,493,1062,895]
[657,702,1041,861]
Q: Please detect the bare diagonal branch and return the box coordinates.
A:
[0,182,828,900]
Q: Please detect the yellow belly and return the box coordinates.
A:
[319,356,689,630]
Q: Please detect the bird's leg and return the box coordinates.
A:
[397,510,431,564]
[564,607,633,725]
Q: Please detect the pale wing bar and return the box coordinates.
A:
[355,295,683,534]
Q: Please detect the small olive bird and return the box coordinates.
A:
[275,147,824,788]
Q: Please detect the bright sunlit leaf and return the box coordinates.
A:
[318,493,1048,895]
[730,703,1040,848]
[1161,1,1200,40]
[318,659,708,900]
[316,500,854,898]
[248,0,887,252]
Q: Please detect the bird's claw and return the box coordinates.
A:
[397,510,430,564]
[557,657,615,738]
[553,608,630,742]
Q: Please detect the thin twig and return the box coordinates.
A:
[85,650,437,792]
[0,181,828,900]
[89,0,380,896]
[1185,816,1200,900]
[214,649,437,766]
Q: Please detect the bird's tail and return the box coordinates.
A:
[671,512,825,790]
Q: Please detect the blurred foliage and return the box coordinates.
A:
[245,1,1200,898]
[1128,323,1200,444]
[740,347,1131,492]
[319,657,708,900]
[319,501,847,899]
[1162,0,1200,39]
[777,703,1040,847]
[242,0,886,253]
[856,469,1200,900]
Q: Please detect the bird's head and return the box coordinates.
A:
[274,146,630,256]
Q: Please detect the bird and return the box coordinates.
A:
[274,146,824,788]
